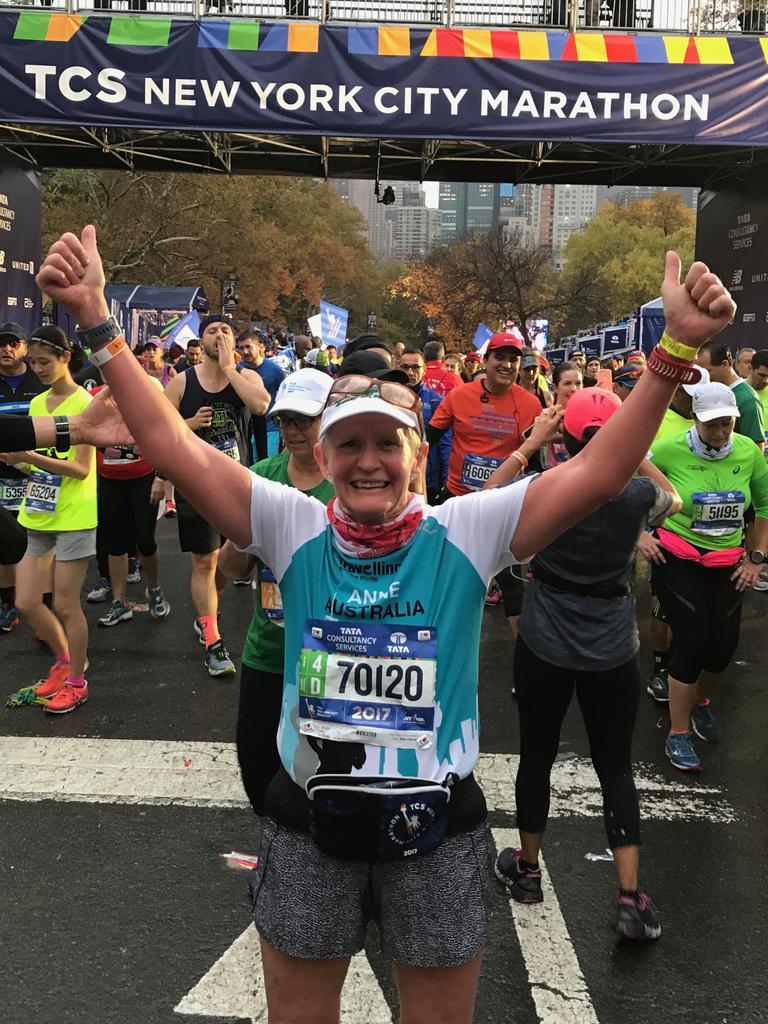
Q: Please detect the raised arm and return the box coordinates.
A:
[36,226,253,548]
[512,252,735,560]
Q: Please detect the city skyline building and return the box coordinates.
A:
[438,181,501,243]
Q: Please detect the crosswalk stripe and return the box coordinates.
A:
[491,827,600,1024]
[0,737,735,822]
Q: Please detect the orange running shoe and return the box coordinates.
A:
[33,661,71,700]
[44,681,88,714]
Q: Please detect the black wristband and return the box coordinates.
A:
[76,315,121,353]
[53,415,71,453]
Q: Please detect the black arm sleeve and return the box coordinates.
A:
[0,507,28,565]
[425,424,449,445]
[0,413,37,452]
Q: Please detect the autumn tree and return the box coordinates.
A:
[42,170,395,330]
[391,225,558,348]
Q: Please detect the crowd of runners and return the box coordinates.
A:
[0,222,755,1019]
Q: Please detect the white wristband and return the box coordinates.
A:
[89,336,127,367]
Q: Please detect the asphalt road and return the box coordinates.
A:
[1,517,766,1024]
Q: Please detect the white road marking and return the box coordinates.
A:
[0,738,736,822]
[174,924,393,1023]
[1,737,733,1024]
[491,827,600,1024]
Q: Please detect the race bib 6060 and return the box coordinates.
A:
[298,620,437,749]
[460,453,503,490]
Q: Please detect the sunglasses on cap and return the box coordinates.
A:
[325,375,424,434]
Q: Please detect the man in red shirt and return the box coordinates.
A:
[427,333,541,497]
[422,339,463,397]
[426,331,541,630]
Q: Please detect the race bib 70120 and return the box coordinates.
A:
[298,619,437,749]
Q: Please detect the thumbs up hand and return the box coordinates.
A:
[36,224,110,329]
[661,250,736,350]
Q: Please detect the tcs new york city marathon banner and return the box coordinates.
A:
[2,13,768,145]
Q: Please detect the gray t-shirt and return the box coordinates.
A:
[518,477,672,672]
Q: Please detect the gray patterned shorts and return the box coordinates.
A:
[250,818,491,967]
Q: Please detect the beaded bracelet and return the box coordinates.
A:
[646,345,702,385]
[658,332,699,363]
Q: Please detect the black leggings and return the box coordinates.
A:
[98,473,158,558]
[652,551,743,685]
[237,662,283,816]
[514,636,641,848]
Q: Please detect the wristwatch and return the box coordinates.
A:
[76,315,121,353]
[748,550,766,564]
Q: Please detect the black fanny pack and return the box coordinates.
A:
[306,774,452,862]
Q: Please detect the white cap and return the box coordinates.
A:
[692,381,740,422]
[319,395,421,439]
[681,365,710,395]
[270,368,332,418]
[303,348,320,366]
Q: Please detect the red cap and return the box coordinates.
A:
[563,388,622,441]
[464,351,482,363]
[627,349,646,361]
[486,332,523,354]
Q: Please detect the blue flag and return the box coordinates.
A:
[163,310,201,350]
[472,323,494,350]
[320,301,348,349]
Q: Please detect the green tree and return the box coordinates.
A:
[557,193,695,333]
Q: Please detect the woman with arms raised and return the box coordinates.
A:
[36,226,734,1024]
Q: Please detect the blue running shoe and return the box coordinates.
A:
[0,605,20,633]
[665,731,701,772]
[691,701,721,744]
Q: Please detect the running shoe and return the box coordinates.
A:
[665,731,702,772]
[33,661,72,700]
[163,499,177,518]
[205,640,235,677]
[752,568,768,592]
[98,599,134,628]
[86,577,112,603]
[691,701,721,744]
[233,577,251,587]
[494,847,543,904]
[146,586,171,620]
[44,681,88,714]
[0,605,20,633]
[485,583,502,606]
[646,670,669,703]
[127,558,141,585]
[615,891,662,941]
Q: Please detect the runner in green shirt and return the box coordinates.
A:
[218,368,334,814]
[646,383,768,773]
[747,350,768,452]
[697,340,764,448]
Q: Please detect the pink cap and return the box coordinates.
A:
[563,388,622,441]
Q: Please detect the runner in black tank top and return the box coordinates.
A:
[163,316,269,677]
